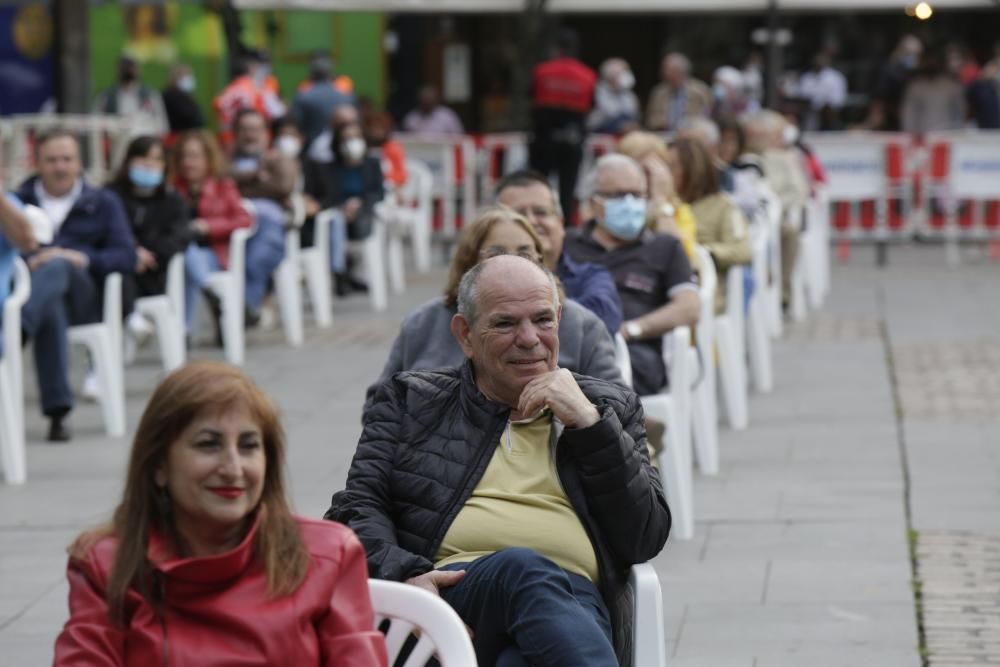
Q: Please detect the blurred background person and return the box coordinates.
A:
[53,362,387,666]
[530,28,596,225]
[15,130,136,441]
[711,66,756,120]
[292,51,356,149]
[901,49,967,135]
[868,35,923,131]
[796,50,848,131]
[587,57,641,134]
[364,111,408,190]
[93,55,168,137]
[616,130,698,263]
[645,52,713,132]
[667,136,751,313]
[170,131,252,342]
[108,135,190,362]
[304,115,383,296]
[213,50,286,140]
[162,64,205,134]
[402,85,464,137]
[966,58,1000,129]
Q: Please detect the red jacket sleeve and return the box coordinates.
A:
[53,554,126,667]
[201,179,253,244]
[318,532,388,667]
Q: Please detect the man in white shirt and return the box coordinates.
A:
[402,86,464,137]
[14,130,136,442]
[797,51,848,131]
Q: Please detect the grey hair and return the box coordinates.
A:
[583,152,646,199]
[678,116,721,146]
[457,256,560,326]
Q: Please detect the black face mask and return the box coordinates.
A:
[120,69,137,84]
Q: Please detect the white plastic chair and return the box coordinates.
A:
[0,258,31,483]
[746,225,774,393]
[350,213,389,312]
[377,200,407,295]
[204,225,252,366]
[788,205,810,323]
[762,191,785,339]
[397,159,435,274]
[715,265,749,431]
[134,253,185,372]
[637,326,696,541]
[68,272,126,437]
[300,209,334,328]
[630,563,667,667]
[368,578,477,667]
[273,226,304,347]
[690,246,720,476]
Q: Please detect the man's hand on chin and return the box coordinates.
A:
[517,369,600,429]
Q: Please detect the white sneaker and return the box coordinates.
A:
[81,370,100,402]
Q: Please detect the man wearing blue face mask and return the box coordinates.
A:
[565,153,700,397]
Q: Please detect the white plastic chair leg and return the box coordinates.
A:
[691,372,719,475]
[386,232,406,295]
[746,294,774,393]
[630,564,667,667]
[716,319,748,431]
[221,279,245,365]
[0,369,26,484]
[274,228,304,347]
[90,332,126,438]
[362,222,388,312]
[136,298,184,372]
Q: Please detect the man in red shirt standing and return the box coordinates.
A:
[530,29,596,226]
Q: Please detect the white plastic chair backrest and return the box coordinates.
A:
[401,159,433,211]
[613,333,633,390]
[314,208,335,261]
[665,325,693,406]
[368,579,478,667]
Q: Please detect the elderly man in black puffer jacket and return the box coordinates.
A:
[327,254,670,667]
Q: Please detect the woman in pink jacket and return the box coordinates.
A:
[54,361,387,666]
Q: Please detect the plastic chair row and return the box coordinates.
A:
[371,562,666,667]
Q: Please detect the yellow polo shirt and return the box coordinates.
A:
[434,412,599,583]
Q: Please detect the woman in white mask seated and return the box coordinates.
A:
[303,118,384,295]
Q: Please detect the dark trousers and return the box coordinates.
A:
[20,258,99,416]
[439,548,617,667]
[530,137,583,226]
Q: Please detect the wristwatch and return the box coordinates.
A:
[659,202,676,218]
[625,321,643,339]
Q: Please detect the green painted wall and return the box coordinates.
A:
[89,4,384,127]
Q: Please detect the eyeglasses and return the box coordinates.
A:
[593,190,645,200]
[511,206,559,221]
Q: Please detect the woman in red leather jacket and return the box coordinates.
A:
[171,130,253,337]
[53,361,388,666]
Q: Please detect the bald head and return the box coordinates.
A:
[457,254,558,326]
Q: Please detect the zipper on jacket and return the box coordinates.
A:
[425,416,508,560]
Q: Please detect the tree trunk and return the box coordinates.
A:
[53,0,90,113]
[510,0,549,131]
[204,0,247,80]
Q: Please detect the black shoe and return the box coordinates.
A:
[244,306,261,329]
[201,289,225,348]
[47,415,71,443]
[346,276,369,293]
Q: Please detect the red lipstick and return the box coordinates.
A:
[209,487,242,499]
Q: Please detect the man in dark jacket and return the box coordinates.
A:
[327,254,670,666]
[16,130,136,441]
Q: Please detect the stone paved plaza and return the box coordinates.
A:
[1,244,998,665]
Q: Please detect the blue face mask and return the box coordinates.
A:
[129,165,163,190]
[602,195,647,241]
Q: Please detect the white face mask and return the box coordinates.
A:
[343,137,367,162]
[782,124,800,146]
[617,71,635,90]
[275,135,302,158]
[177,74,196,93]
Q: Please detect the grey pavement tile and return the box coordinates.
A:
[702,521,910,563]
[675,602,920,649]
[654,558,770,606]
[765,560,914,604]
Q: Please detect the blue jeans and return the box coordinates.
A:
[327,209,348,274]
[244,199,287,310]
[438,548,616,667]
[183,244,221,332]
[20,258,99,416]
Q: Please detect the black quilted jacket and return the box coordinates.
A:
[326,361,671,656]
